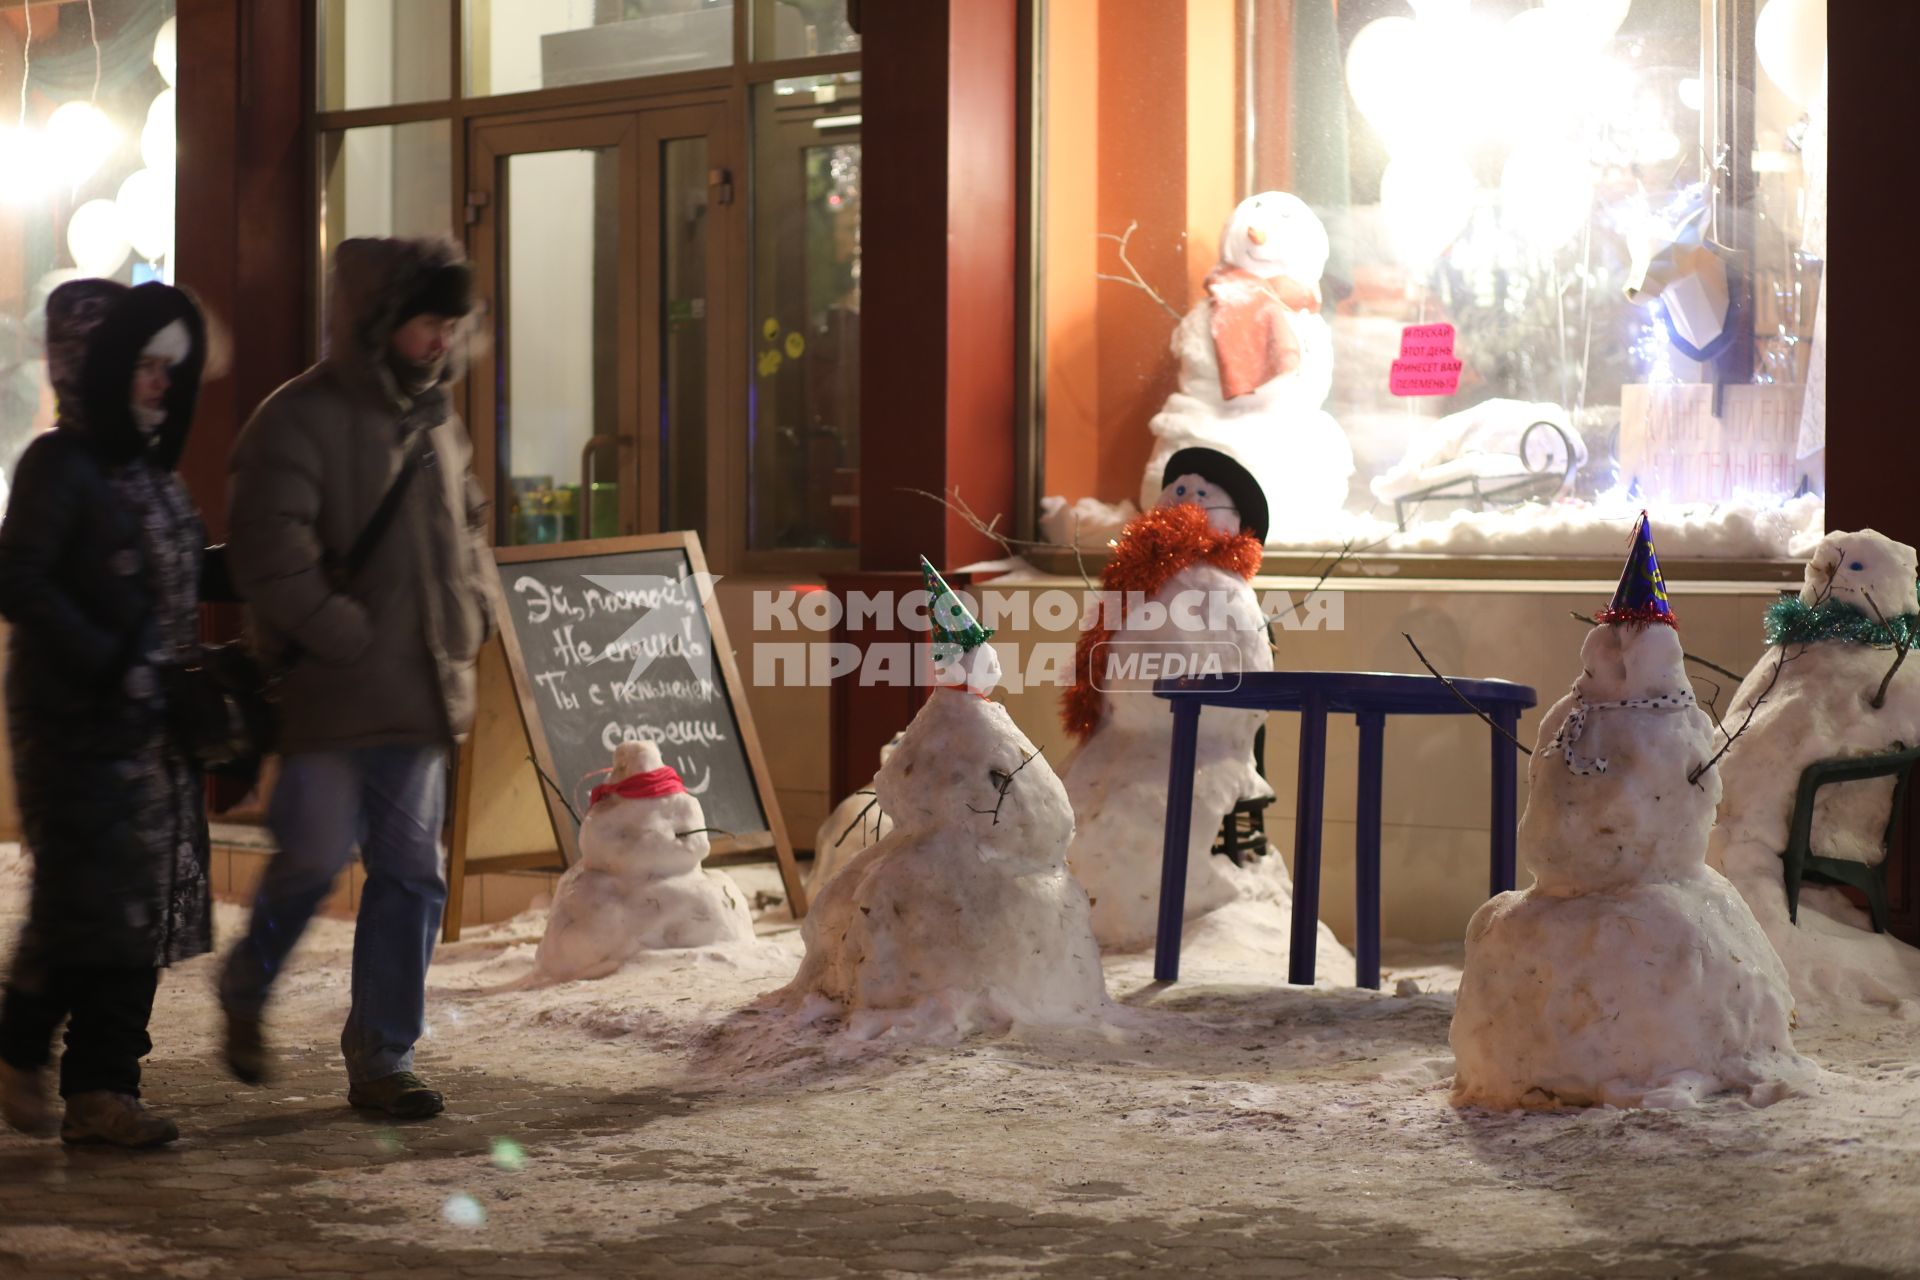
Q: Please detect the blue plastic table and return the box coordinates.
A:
[1152,671,1538,989]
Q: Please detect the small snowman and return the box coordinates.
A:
[1708,529,1920,1009]
[772,562,1108,1039]
[533,739,755,981]
[809,730,904,896]
[1141,191,1354,529]
[1059,449,1349,974]
[1451,516,1807,1109]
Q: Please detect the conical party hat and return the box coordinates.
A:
[1595,512,1678,628]
[920,556,994,654]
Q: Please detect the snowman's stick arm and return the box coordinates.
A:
[1863,592,1910,712]
[1401,633,1532,757]
[1096,220,1182,322]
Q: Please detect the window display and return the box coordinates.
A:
[0,3,178,512]
[1037,0,1826,561]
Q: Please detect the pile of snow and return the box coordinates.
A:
[1708,529,1920,1013]
[1451,621,1809,1109]
[769,676,1110,1041]
[1039,496,1137,552]
[532,739,755,983]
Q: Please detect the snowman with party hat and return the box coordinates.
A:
[770,558,1108,1039]
[1450,515,1807,1109]
[533,738,756,982]
[1139,191,1354,533]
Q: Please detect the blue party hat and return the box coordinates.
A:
[1595,512,1677,629]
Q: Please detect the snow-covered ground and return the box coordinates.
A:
[2,846,1916,1275]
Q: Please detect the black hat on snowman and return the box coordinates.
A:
[1162,446,1268,542]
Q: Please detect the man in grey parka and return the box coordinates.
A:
[218,237,491,1118]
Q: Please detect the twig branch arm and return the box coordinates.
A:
[1401,633,1532,755]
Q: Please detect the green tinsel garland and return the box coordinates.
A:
[1764,591,1920,649]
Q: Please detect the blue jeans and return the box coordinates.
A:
[220,747,448,1084]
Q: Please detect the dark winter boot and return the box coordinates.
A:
[348,1071,444,1120]
[60,1091,179,1148]
[222,1004,270,1085]
[0,1060,57,1138]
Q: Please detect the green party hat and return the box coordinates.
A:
[920,556,994,656]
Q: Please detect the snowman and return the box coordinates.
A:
[772,562,1108,1039]
[1139,191,1354,531]
[1451,516,1807,1109]
[809,730,905,895]
[533,739,755,981]
[1060,448,1350,973]
[1707,529,1920,1010]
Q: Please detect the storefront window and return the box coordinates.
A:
[464,0,735,97]
[1037,0,1826,561]
[318,0,453,110]
[749,73,862,551]
[752,0,860,61]
[0,3,177,506]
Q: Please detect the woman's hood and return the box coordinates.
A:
[47,279,207,470]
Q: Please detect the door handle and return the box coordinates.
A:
[708,167,734,206]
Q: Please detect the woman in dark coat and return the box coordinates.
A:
[0,279,212,1148]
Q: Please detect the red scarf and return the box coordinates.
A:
[1206,264,1320,400]
[588,765,687,808]
[1061,503,1264,741]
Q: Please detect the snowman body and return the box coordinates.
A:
[1139,192,1353,526]
[1451,622,1806,1108]
[778,670,1108,1038]
[534,741,755,981]
[809,731,903,895]
[1708,529,1920,1009]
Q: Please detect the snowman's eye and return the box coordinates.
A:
[1197,488,1208,499]
[1175,485,1186,496]
[1850,561,1865,572]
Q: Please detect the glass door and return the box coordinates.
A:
[468,105,732,548]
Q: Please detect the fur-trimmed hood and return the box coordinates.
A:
[325,236,472,392]
[46,279,207,471]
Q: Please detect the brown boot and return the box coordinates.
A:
[0,1060,56,1138]
[60,1091,179,1148]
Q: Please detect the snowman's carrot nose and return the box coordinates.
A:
[1246,225,1267,246]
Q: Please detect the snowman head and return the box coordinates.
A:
[1802,529,1920,617]
[1221,191,1329,283]
[932,638,1003,697]
[579,739,710,877]
[1155,473,1242,536]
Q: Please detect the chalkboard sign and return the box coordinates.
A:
[444,532,805,938]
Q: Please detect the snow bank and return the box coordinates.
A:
[1452,623,1808,1109]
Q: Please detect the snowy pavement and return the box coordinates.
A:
[1,853,1917,1279]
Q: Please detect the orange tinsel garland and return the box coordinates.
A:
[1061,502,1264,741]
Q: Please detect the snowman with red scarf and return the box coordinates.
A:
[1140,191,1353,531]
[533,740,755,981]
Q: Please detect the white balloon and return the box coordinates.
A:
[1544,0,1633,49]
[46,102,120,187]
[1500,144,1596,247]
[154,17,178,89]
[141,90,176,174]
[1346,18,1426,144]
[1756,0,1826,108]
[116,169,175,263]
[67,198,132,277]
[1381,153,1479,265]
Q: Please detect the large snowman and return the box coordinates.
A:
[1140,191,1354,532]
[1061,448,1350,975]
[771,563,1108,1040]
[1451,517,1807,1109]
[1708,529,1920,1011]
[533,739,756,981]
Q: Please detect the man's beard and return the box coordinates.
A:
[388,350,446,396]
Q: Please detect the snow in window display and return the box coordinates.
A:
[1060,448,1351,976]
[1707,530,1920,1012]
[1450,517,1808,1109]
[766,561,1109,1041]
[532,739,756,983]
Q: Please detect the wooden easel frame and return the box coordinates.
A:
[444,531,808,939]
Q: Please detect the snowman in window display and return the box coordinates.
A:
[1138,192,1355,534]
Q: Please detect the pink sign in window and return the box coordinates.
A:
[1390,323,1463,397]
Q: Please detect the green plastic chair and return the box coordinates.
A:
[1780,743,1920,935]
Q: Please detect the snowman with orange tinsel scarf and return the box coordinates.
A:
[1058,449,1348,973]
